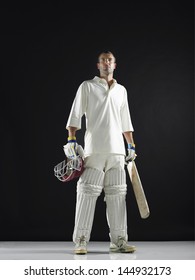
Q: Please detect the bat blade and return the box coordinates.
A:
[127,161,150,219]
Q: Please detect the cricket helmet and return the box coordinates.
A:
[54,155,84,182]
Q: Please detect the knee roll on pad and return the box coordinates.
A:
[77,168,104,196]
[104,168,127,195]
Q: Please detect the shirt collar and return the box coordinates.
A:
[93,76,117,86]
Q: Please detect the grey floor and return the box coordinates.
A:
[0,241,194,260]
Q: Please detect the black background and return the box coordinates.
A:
[0,3,194,241]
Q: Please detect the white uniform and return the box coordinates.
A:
[66,76,134,245]
[66,76,134,156]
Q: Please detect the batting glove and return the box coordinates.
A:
[126,143,137,162]
[63,136,78,159]
[63,136,85,159]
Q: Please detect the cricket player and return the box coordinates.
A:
[64,51,136,254]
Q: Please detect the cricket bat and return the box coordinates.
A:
[127,161,150,219]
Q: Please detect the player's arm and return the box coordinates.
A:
[67,126,77,138]
[123,131,134,145]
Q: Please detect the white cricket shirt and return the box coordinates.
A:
[66,76,134,156]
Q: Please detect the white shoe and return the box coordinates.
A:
[109,236,136,253]
[74,236,87,254]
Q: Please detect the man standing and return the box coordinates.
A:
[64,51,136,254]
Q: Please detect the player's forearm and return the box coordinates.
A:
[123,131,135,144]
[67,126,77,138]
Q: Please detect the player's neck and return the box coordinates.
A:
[100,74,114,87]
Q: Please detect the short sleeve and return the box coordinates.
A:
[120,88,134,132]
[66,82,87,130]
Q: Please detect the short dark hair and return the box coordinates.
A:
[98,51,116,62]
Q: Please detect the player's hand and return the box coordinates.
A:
[63,137,85,159]
[63,136,78,159]
[126,143,137,162]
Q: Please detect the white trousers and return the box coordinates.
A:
[72,154,129,244]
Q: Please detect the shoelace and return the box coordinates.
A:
[78,236,86,246]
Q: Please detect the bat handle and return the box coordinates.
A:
[125,154,137,165]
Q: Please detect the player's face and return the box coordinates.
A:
[97,53,116,75]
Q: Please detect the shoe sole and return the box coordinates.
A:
[110,247,136,253]
[74,249,87,255]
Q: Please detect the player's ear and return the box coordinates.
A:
[97,63,100,70]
